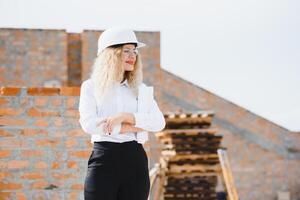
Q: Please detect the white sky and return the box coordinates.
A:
[0,0,299,131]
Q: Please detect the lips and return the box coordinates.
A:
[125,60,135,65]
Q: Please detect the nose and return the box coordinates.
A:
[129,52,137,58]
[128,55,136,61]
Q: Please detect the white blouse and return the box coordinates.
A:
[78,78,165,143]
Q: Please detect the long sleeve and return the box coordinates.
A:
[133,97,166,132]
[78,80,121,135]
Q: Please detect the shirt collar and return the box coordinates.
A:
[120,79,129,87]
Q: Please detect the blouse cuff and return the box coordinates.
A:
[133,113,149,130]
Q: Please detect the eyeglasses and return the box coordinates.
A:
[122,48,138,56]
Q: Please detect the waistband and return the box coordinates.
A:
[93,140,142,151]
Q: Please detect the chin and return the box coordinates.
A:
[124,66,134,71]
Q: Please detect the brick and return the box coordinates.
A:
[70,184,83,190]
[34,98,48,107]
[0,138,27,148]
[0,182,23,190]
[20,150,45,157]
[53,151,65,162]
[0,117,26,126]
[0,172,13,180]
[51,98,62,107]
[63,109,79,117]
[0,87,21,96]
[20,172,44,180]
[34,162,48,169]
[68,150,90,158]
[60,87,80,96]
[0,192,12,200]
[32,192,47,200]
[27,88,60,96]
[65,98,77,108]
[0,98,9,106]
[20,129,48,137]
[0,130,14,137]
[66,129,85,137]
[35,139,60,147]
[0,108,23,116]
[65,118,79,126]
[0,161,29,169]
[67,161,77,169]
[30,181,49,189]
[52,172,76,180]
[0,150,12,158]
[51,162,60,169]
[53,117,64,127]
[27,107,60,117]
[51,131,66,138]
[65,139,77,148]
[33,119,49,127]
[16,192,27,200]
[66,191,80,200]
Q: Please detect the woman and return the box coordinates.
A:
[79,27,166,200]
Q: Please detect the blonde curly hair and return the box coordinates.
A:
[90,44,143,106]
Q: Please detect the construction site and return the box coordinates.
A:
[0,28,300,200]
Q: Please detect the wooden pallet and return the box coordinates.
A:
[153,110,239,200]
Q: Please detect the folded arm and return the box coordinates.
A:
[78,81,121,135]
[120,97,166,132]
[79,80,165,135]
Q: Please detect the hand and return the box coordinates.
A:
[119,123,145,134]
[97,114,124,134]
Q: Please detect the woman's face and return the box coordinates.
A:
[121,44,138,71]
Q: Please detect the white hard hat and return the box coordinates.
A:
[97,27,146,55]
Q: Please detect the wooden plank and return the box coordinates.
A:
[164,193,217,198]
[167,154,219,161]
[149,163,161,188]
[156,129,218,138]
[165,117,213,123]
[164,110,215,119]
[156,172,166,200]
[169,160,219,166]
[162,149,219,155]
[159,138,223,147]
[161,138,222,144]
[167,172,219,178]
[169,164,221,174]
[218,149,239,200]
[161,150,219,157]
[163,143,221,150]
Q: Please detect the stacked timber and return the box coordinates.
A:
[156,111,223,200]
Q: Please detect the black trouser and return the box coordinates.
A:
[84,140,150,200]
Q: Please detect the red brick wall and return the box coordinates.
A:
[0,28,68,87]
[0,28,161,87]
[81,30,102,82]
[0,87,151,200]
[67,33,82,86]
